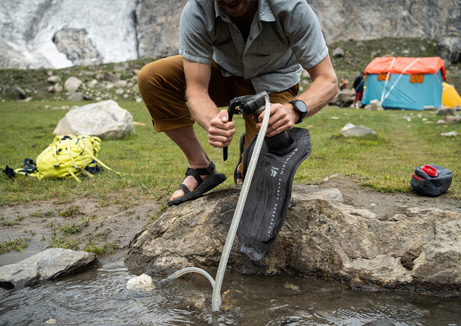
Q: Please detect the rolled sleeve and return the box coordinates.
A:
[179,2,213,64]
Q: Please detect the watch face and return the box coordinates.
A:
[291,100,307,124]
[295,100,307,114]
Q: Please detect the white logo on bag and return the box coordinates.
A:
[270,167,279,177]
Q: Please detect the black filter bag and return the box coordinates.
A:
[237,127,311,261]
[410,164,453,197]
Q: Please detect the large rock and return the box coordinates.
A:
[125,186,461,296]
[0,248,96,289]
[438,36,461,65]
[64,76,83,93]
[53,100,135,139]
[329,89,355,107]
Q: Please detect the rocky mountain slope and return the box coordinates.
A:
[0,0,460,69]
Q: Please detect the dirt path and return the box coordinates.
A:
[1,175,459,267]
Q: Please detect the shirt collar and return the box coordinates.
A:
[214,0,275,22]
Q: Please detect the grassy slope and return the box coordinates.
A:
[0,101,460,206]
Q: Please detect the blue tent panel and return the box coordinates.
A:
[362,71,443,110]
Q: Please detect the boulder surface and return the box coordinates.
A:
[125,184,461,296]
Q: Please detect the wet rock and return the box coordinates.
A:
[0,248,97,289]
[125,186,461,296]
[341,124,376,137]
[126,274,156,292]
[64,76,83,93]
[53,100,134,139]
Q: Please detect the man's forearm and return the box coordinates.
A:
[297,73,338,117]
[185,89,219,131]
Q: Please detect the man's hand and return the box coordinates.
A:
[208,109,236,148]
[255,103,296,137]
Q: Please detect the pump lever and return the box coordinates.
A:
[223,98,241,161]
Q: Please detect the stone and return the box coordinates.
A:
[125,186,461,296]
[332,47,344,58]
[436,107,457,116]
[47,76,62,84]
[329,89,355,107]
[12,85,27,99]
[126,273,156,292]
[0,248,97,289]
[444,116,461,124]
[440,131,458,137]
[64,76,83,93]
[366,99,383,111]
[341,124,376,137]
[67,92,83,101]
[104,72,121,83]
[53,100,135,139]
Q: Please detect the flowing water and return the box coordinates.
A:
[1,260,460,326]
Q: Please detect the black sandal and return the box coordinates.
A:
[167,161,226,206]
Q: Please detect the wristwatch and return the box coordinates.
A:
[289,99,308,124]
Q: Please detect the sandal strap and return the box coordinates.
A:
[184,161,216,185]
[178,183,191,195]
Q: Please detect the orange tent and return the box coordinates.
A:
[364,57,447,80]
[363,57,447,110]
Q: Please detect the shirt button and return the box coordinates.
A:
[249,36,253,41]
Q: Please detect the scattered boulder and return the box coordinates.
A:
[64,76,83,93]
[365,99,383,111]
[444,115,461,124]
[329,89,355,107]
[125,186,461,296]
[341,123,376,137]
[47,76,62,84]
[0,248,97,289]
[67,92,84,101]
[126,274,156,292]
[332,47,345,58]
[53,100,135,139]
[436,107,458,116]
[104,72,121,83]
[440,131,458,137]
[12,85,27,99]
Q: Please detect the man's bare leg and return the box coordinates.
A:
[165,125,217,200]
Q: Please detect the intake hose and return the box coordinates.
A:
[165,93,273,312]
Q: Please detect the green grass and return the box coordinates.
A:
[0,100,460,204]
[0,237,30,254]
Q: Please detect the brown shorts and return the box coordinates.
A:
[137,55,299,150]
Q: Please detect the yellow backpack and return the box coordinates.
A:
[4,135,119,183]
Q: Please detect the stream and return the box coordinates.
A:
[1,260,460,326]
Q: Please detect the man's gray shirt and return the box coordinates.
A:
[179,0,328,93]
